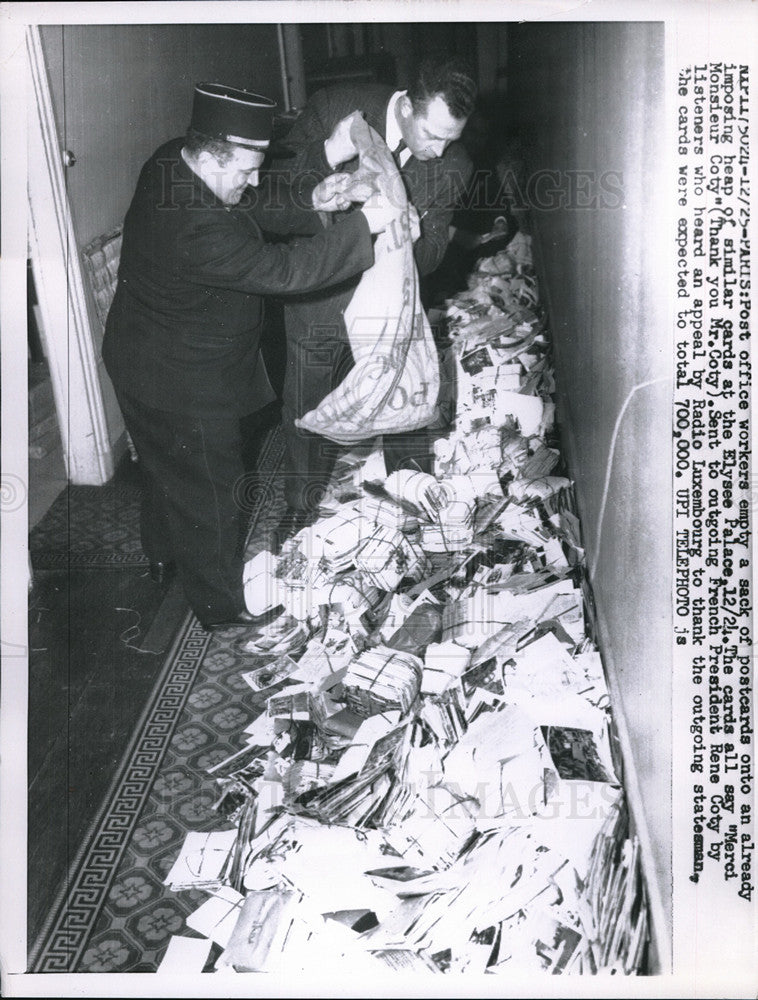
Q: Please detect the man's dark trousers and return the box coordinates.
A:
[116,390,249,624]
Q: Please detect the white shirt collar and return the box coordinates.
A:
[385,90,411,165]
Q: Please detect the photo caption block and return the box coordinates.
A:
[673,60,755,969]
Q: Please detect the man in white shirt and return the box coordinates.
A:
[268,54,478,538]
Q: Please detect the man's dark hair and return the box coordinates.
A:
[407,55,477,121]
[183,127,237,165]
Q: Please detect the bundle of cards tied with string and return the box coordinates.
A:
[342,645,423,717]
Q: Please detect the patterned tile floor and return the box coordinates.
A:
[30,457,149,570]
[29,423,285,973]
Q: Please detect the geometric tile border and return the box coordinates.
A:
[28,612,207,971]
[31,551,150,569]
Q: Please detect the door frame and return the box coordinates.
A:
[26,24,114,486]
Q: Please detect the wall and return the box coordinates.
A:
[39,23,284,449]
[40,23,284,252]
[507,22,671,967]
[476,21,509,96]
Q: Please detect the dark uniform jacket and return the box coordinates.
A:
[103,137,374,417]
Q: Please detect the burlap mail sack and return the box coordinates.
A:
[296,114,440,444]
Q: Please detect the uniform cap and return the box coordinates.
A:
[190,83,277,148]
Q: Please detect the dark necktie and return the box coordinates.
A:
[392,139,407,168]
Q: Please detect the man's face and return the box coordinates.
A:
[204,145,267,205]
[399,94,467,162]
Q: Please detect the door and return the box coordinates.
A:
[27,24,116,485]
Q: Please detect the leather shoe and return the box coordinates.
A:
[201,607,282,632]
[149,560,176,585]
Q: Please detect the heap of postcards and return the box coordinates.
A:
[161,230,650,977]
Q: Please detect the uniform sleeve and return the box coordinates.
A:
[174,209,374,297]
[413,145,474,277]
[242,174,326,237]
